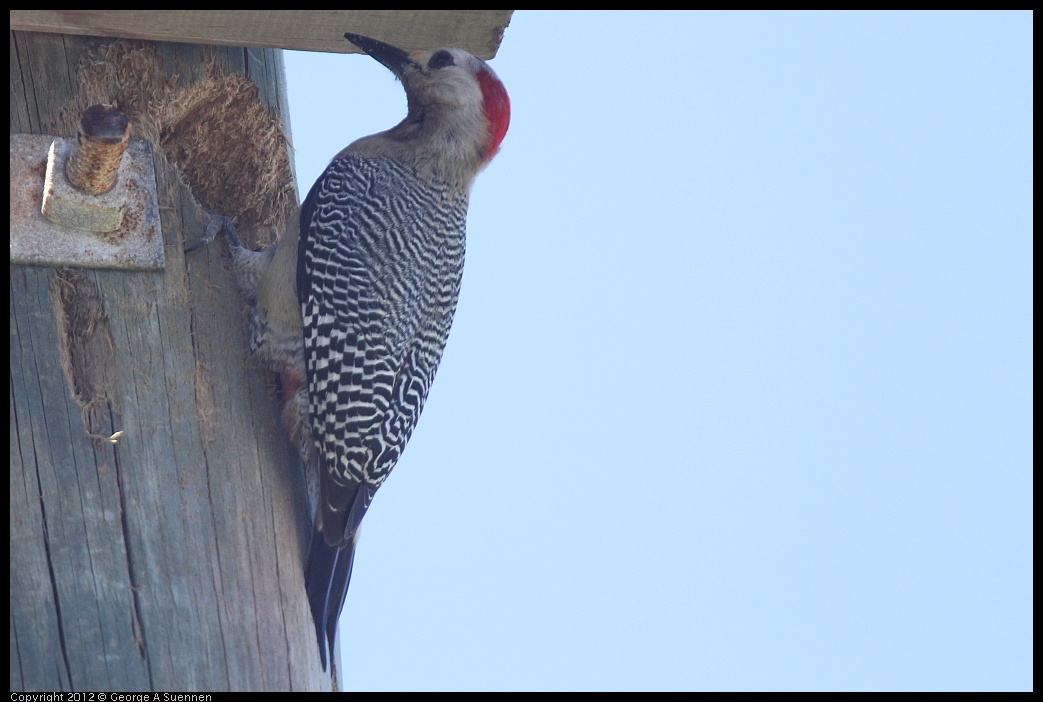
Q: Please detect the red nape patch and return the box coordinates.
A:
[477,67,511,161]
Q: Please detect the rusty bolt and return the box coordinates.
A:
[65,104,131,195]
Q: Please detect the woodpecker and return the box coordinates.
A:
[204,33,509,670]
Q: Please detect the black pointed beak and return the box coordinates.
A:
[343,33,418,77]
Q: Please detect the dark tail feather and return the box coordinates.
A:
[305,531,358,671]
[325,539,356,664]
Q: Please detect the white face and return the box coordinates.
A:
[403,48,490,111]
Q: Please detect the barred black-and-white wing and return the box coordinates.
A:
[298,155,468,549]
[283,32,509,672]
[299,155,468,669]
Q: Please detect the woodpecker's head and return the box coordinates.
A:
[342,33,511,187]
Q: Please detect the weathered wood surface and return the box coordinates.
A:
[10,30,328,691]
[10,10,513,59]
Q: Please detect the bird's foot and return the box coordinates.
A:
[185,210,242,253]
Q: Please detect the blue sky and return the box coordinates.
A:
[283,11,1032,691]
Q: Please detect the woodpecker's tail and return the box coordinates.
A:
[305,530,357,671]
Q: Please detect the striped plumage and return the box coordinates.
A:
[298,154,467,547]
[299,34,509,671]
[207,32,508,673]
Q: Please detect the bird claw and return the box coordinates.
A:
[185,210,242,253]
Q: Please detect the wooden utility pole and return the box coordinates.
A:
[10,11,511,692]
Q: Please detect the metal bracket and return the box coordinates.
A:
[10,130,164,271]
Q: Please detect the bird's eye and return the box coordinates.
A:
[428,50,454,69]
